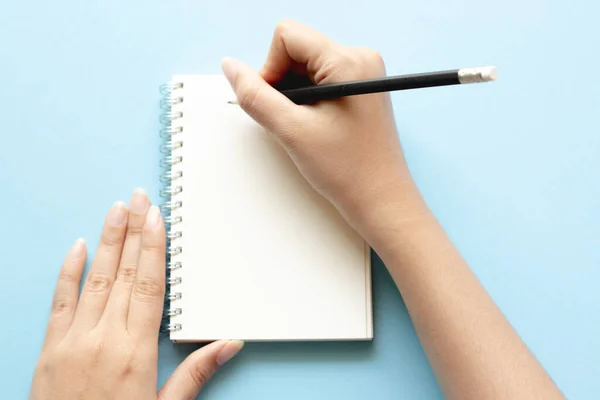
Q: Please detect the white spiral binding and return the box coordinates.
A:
[159,81,184,334]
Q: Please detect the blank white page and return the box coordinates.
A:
[168,75,372,341]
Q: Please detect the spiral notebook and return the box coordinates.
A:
[159,75,372,342]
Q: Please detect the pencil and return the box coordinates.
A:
[228,66,497,105]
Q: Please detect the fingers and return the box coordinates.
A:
[259,19,336,84]
[127,205,166,337]
[222,57,300,135]
[104,188,150,324]
[71,202,128,331]
[158,340,244,400]
[43,238,86,348]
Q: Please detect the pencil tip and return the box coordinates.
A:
[227,100,238,105]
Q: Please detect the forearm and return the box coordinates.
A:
[356,185,564,400]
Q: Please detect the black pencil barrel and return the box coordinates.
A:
[283,70,460,104]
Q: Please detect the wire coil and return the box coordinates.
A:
[159,81,184,335]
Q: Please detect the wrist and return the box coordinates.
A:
[342,177,431,238]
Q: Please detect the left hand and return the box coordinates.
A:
[30,189,243,400]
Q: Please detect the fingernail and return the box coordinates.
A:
[130,188,149,214]
[70,238,86,258]
[107,201,127,226]
[216,340,244,366]
[145,205,161,228]
[221,57,240,85]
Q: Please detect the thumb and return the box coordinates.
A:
[158,340,244,400]
[221,57,297,133]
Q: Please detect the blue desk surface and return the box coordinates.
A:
[1,1,598,398]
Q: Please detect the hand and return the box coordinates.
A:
[221,20,429,234]
[30,189,243,400]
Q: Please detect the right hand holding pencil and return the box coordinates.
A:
[221,19,430,235]
[223,19,566,400]
[223,21,565,400]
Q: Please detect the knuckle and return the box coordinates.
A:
[80,340,106,366]
[118,343,136,376]
[277,129,301,149]
[144,222,165,238]
[141,237,165,254]
[322,51,356,80]
[362,48,385,73]
[35,357,52,375]
[126,224,144,236]
[359,47,383,63]
[92,340,105,359]
[121,362,134,378]
[85,273,114,293]
[120,361,136,379]
[53,346,71,364]
[338,47,385,79]
[336,50,356,67]
[274,113,311,149]
[188,365,214,389]
[238,85,261,112]
[69,337,105,365]
[100,229,124,248]
[133,277,164,300]
[34,354,59,377]
[117,264,137,283]
[51,296,73,314]
[57,271,79,285]
[275,19,294,36]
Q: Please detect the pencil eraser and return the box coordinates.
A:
[480,66,498,82]
[458,66,498,84]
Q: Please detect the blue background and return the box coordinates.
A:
[1,0,598,398]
